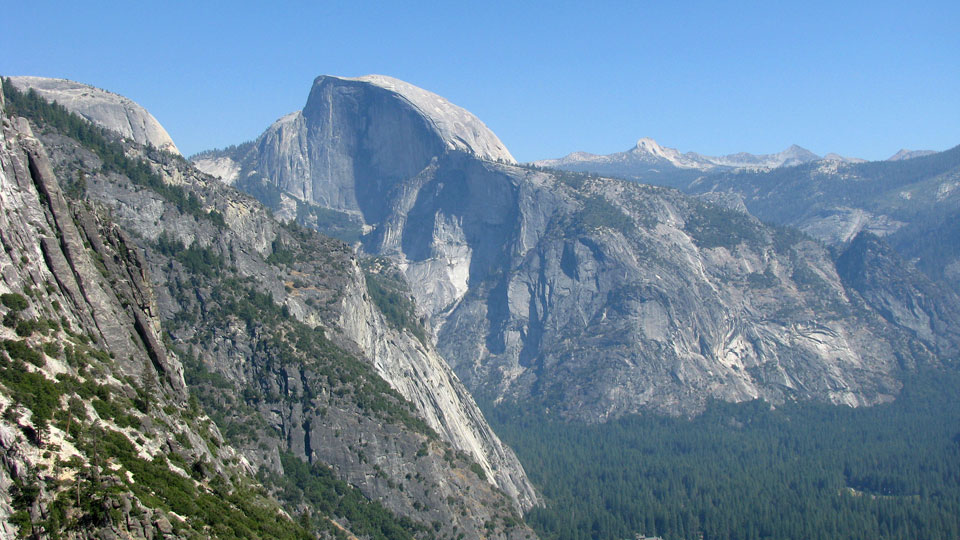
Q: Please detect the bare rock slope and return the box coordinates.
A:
[199,75,957,421]
[8,75,180,154]
[2,78,536,538]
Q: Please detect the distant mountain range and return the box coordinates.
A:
[535,137,933,175]
[535,136,959,295]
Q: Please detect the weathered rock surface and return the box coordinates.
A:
[209,74,956,421]
[346,75,515,163]
[190,155,240,185]
[7,76,180,154]
[3,79,536,538]
[0,83,236,539]
[836,232,960,360]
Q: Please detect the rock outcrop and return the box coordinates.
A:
[836,232,960,360]
[0,81,272,539]
[7,76,180,154]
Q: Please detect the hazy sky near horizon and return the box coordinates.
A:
[3,1,958,161]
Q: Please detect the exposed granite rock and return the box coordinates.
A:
[429,173,906,418]
[346,75,515,163]
[205,75,513,225]
[337,267,538,507]
[191,155,240,185]
[22,90,537,536]
[7,76,180,154]
[836,232,960,359]
[217,74,957,421]
[0,85,253,538]
[3,109,187,398]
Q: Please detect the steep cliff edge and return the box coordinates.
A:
[211,74,956,420]
[4,79,537,538]
[0,81,317,539]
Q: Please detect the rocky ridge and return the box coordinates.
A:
[0,82,309,539]
[685,146,960,295]
[200,74,957,420]
[887,149,936,161]
[1,78,536,538]
[538,133,960,296]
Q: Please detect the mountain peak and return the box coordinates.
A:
[634,136,669,158]
[629,137,706,168]
[5,76,180,154]
[887,148,937,161]
[635,136,662,149]
[775,144,820,166]
[332,74,516,163]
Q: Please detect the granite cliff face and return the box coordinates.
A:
[198,75,514,225]
[1,79,535,538]
[7,76,180,155]
[200,75,957,421]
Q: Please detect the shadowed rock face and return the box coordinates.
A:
[836,232,960,360]
[209,74,959,422]
[244,75,514,226]
[7,76,180,154]
[255,76,447,222]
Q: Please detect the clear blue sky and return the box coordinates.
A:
[3,1,958,161]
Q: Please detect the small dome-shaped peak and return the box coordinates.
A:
[6,76,180,155]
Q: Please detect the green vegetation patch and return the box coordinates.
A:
[1,292,29,311]
[2,339,44,366]
[0,357,60,440]
[363,265,428,345]
[156,232,224,278]
[684,202,764,249]
[575,196,634,235]
[271,452,430,540]
[78,427,311,539]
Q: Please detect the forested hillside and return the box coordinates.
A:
[487,369,960,540]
